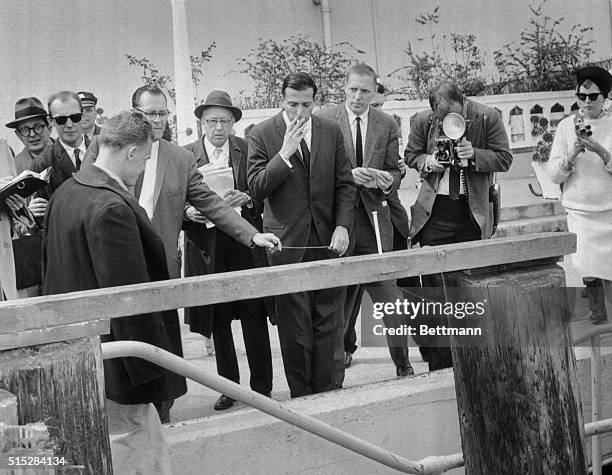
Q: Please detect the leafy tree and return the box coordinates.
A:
[389,6,487,99]
[492,0,593,92]
[126,42,216,105]
[237,34,365,109]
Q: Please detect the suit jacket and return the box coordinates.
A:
[42,165,186,404]
[318,104,402,251]
[31,139,79,199]
[247,112,355,266]
[182,135,270,335]
[82,137,258,278]
[405,99,512,241]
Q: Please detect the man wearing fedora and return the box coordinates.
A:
[183,91,273,411]
[5,97,53,175]
[77,91,101,147]
[82,85,281,421]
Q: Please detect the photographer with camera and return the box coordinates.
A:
[404,81,513,371]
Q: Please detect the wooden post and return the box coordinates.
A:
[448,260,587,474]
[0,338,112,474]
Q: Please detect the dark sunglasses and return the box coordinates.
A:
[576,92,602,101]
[52,113,82,125]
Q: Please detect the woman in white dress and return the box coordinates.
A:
[549,66,612,321]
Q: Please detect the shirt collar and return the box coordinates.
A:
[203,135,230,158]
[345,104,369,124]
[92,162,129,192]
[59,137,86,156]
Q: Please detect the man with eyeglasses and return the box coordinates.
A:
[5,97,53,175]
[77,91,101,147]
[182,90,273,411]
[31,91,87,217]
[83,85,281,421]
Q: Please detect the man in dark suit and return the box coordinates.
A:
[405,81,512,370]
[30,91,88,217]
[318,64,413,376]
[43,111,178,472]
[183,90,273,411]
[77,91,102,147]
[248,72,356,398]
[82,85,280,421]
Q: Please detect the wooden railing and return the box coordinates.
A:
[0,232,596,475]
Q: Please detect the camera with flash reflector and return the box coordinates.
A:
[434,112,467,168]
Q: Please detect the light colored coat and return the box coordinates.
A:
[0,139,17,300]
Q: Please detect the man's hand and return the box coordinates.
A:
[455,138,474,160]
[374,170,393,190]
[424,155,446,173]
[352,167,376,187]
[223,189,251,208]
[184,205,208,224]
[252,233,282,253]
[28,197,48,218]
[5,194,26,213]
[279,116,308,159]
[329,225,349,256]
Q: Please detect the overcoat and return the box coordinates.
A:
[42,165,187,404]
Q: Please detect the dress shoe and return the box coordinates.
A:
[344,352,353,368]
[396,363,415,377]
[214,395,235,411]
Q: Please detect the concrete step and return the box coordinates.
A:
[499,200,564,221]
[166,344,612,475]
[495,214,567,239]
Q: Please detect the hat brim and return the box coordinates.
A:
[194,103,242,122]
[5,113,48,129]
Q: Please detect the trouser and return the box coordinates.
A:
[343,202,409,367]
[107,399,172,475]
[213,310,273,395]
[415,195,481,371]
[275,228,345,398]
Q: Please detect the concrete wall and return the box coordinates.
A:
[166,348,611,474]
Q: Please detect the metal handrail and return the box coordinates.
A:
[101,341,462,475]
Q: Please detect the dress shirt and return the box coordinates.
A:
[345,104,368,161]
[139,140,160,219]
[280,111,312,168]
[59,138,87,169]
[203,136,230,168]
[92,163,129,192]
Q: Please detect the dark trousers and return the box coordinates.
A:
[416,195,481,371]
[212,311,273,395]
[343,203,410,367]
[275,228,345,398]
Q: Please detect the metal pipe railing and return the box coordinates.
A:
[591,334,603,475]
[102,341,462,475]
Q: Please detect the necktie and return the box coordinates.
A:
[84,134,91,149]
[449,167,460,200]
[212,147,223,163]
[300,139,310,169]
[355,117,363,167]
[74,148,81,171]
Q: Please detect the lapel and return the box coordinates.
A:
[337,105,356,167]
[228,136,242,189]
[195,137,210,167]
[309,116,320,171]
[152,139,170,212]
[364,108,379,167]
[54,141,77,177]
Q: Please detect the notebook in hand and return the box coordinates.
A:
[0,167,51,202]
